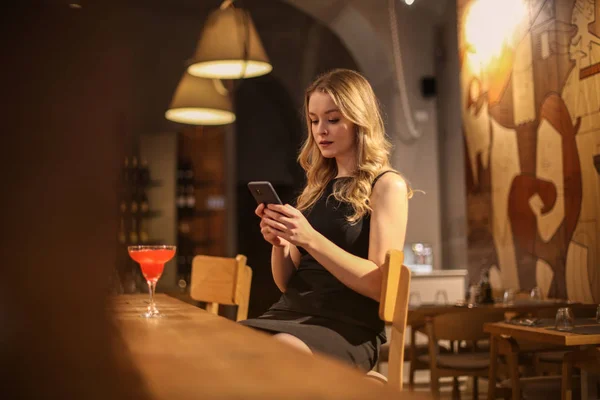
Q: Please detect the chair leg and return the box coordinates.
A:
[430,371,440,399]
[506,349,521,400]
[409,362,416,390]
[473,376,479,400]
[409,327,418,390]
[498,337,521,400]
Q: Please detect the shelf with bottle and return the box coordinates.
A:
[117,217,163,247]
[119,156,161,189]
[178,209,222,219]
[119,197,163,219]
[176,158,226,218]
[117,154,165,251]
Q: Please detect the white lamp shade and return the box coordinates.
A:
[187,7,272,79]
[166,73,235,126]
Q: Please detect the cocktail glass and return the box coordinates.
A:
[128,245,176,318]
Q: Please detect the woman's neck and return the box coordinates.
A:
[335,153,356,178]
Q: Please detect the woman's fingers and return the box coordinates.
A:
[266,203,295,217]
[255,203,265,217]
[262,217,288,233]
[264,209,293,226]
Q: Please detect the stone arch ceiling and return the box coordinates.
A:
[282,0,450,86]
[282,0,394,87]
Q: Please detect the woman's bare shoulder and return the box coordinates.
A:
[372,171,407,197]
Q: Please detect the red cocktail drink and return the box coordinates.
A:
[128,245,176,318]
[128,248,175,282]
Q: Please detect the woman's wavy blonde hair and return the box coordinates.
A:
[295,69,409,223]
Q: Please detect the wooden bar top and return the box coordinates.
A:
[112,294,431,400]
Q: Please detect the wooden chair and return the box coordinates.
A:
[190,254,253,322]
[562,346,599,400]
[367,249,411,390]
[495,336,581,400]
[422,309,506,399]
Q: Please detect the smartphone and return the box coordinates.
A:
[247,181,283,206]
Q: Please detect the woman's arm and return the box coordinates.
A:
[263,174,408,301]
[256,203,302,292]
[270,244,301,293]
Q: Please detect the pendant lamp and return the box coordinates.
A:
[165,73,235,125]
[187,4,272,79]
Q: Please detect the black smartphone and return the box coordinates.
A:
[247,181,283,206]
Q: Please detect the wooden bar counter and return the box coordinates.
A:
[112,294,431,400]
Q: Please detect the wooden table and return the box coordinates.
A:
[407,300,575,326]
[112,294,432,400]
[484,318,600,400]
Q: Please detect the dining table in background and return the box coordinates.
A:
[112,294,432,400]
[484,318,600,400]
[406,299,579,327]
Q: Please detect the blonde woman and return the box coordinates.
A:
[239,69,409,372]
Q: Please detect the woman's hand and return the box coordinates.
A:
[262,204,317,249]
[255,204,289,248]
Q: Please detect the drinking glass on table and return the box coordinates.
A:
[435,290,449,305]
[409,292,422,307]
[555,307,575,332]
[530,286,542,301]
[503,289,516,305]
[128,245,176,318]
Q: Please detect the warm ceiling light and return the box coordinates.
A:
[165,73,235,125]
[187,5,272,79]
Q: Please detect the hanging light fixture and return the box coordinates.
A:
[187,1,272,79]
[165,73,236,125]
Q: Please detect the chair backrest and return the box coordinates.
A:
[427,308,506,342]
[569,347,600,374]
[378,249,410,391]
[190,254,253,321]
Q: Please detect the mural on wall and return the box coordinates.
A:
[458,0,600,302]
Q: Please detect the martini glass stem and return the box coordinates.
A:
[147,280,158,315]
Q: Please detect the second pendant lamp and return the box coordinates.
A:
[165,73,236,126]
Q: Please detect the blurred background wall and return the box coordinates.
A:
[458,0,600,302]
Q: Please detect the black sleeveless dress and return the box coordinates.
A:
[239,172,395,372]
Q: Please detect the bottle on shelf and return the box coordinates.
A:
[119,197,128,214]
[130,187,139,215]
[178,220,191,235]
[130,156,139,187]
[139,189,149,214]
[185,184,196,211]
[138,219,149,244]
[129,219,139,244]
[478,269,494,304]
[176,184,187,216]
[177,160,185,184]
[183,159,195,184]
[139,159,150,187]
